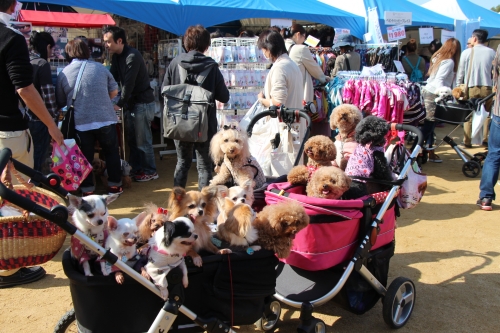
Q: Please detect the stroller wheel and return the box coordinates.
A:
[255,298,281,331]
[382,277,416,329]
[473,152,487,162]
[53,309,77,333]
[313,319,326,333]
[462,160,481,178]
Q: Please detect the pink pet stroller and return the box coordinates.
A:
[253,123,423,332]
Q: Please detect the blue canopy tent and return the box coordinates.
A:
[419,0,500,37]
[319,0,455,34]
[23,0,366,38]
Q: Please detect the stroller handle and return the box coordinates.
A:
[0,148,75,234]
[392,123,424,148]
[478,93,495,106]
[246,105,312,138]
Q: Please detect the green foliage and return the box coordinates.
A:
[492,5,500,13]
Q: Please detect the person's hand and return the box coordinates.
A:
[48,126,64,146]
[257,92,264,100]
[113,104,121,111]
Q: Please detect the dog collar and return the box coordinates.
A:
[152,245,185,257]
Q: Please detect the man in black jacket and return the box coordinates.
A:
[163,25,229,189]
[0,0,64,288]
[104,26,158,182]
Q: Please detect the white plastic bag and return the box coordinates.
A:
[398,164,427,209]
[471,104,489,146]
[248,116,279,177]
[239,100,265,131]
[271,124,296,177]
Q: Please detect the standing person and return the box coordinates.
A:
[0,0,64,288]
[456,29,495,148]
[27,31,58,172]
[330,34,361,77]
[476,44,500,211]
[283,24,330,136]
[103,26,158,182]
[163,25,229,189]
[56,39,123,195]
[421,38,462,163]
[402,39,426,82]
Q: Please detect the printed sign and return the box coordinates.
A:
[304,35,320,47]
[270,19,292,29]
[387,25,406,42]
[393,60,405,73]
[419,28,434,44]
[368,7,384,44]
[9,22,31,43]
[441,30,456,43]
[384,11,412,26]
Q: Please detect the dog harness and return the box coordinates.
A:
[145,245,186,294]
[222,156,267,189]
[71,230,108,264]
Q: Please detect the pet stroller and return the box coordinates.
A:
[0,150,278,333]
[247,111,423,331]
[429,93,495,178]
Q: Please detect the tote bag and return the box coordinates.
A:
[271,124,296,177]
[51,139,92,191]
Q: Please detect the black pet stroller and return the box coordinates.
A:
[0,150,279,333]
[429,93,495,178]
[245,108,423,332]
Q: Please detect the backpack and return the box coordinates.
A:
[386,142,427,209]
[162,65,214,142]
[404,57,423,83]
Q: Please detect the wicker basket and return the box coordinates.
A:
[0,185,67,270]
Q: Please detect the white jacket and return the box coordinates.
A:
[424,59,455,95]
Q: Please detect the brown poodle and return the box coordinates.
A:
[209,123,266,189]
[306,166,351,200]
[252,200,309,258]
[137,202,170,245]
[287,135,336,185]
[329,104,362,170]
[168,186,221,266]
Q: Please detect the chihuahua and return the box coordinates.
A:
[145,217,198,300]
[68,194,119,276]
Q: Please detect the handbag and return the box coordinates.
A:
[61,60,87,139]
[457,48,474,101]
[51,139,93,191]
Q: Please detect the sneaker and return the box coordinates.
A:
[108,186,124,195]
[428,154,443,163]
[0,266,46,288]
[134,172,159,182]
[476,198,492,211]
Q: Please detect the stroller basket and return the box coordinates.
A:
[434,102,472,124]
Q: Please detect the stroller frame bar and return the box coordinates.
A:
[0,148,236,333]
[275,124,423,309]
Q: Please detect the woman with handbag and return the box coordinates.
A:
[56,39,123,195]
[421,38,462,163]
[283,24,330,136]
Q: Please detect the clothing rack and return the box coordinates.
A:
[336,70,398,82]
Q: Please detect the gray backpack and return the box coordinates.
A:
[162,65,214,142]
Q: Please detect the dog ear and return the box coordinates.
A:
[242,179,253,192]
[329,107,339,130]
[163,222,175,247]
[170,187,186,205]
[201,185,218,200]
[133,211,149,228]
[107,216,119,231]
[216,185,229,198]
[224,197,235,213]
[102,193,119,205]
[67,194,83,207]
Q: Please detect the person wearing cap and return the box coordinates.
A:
[331,34,360,77]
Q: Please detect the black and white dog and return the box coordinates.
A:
[68,194,119,276]
[143,217,197,300]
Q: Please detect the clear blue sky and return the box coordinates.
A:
[410,0,500,10]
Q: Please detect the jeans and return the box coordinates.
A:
[174,140,212,190]
[28,121,50,172]
[479,115,500,200]
[76,124,122,193]
[124,102,156,175]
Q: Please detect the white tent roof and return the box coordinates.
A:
[421,0,468,20]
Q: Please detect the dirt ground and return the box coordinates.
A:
[1,124,499,333]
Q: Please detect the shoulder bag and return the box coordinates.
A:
[61,61,87,139]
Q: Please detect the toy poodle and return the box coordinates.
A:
[210,123,266,189]
[344,116,394,199]
[330,104,363,170]
[287,135,336,185]
[252,200,309,259]
[434,86,452,103]
[306,166,351,200]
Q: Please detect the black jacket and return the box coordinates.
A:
[163,50,229,139]
[110,45,154,109]
[0,23,32,131]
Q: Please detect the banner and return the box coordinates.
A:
[384,11,412,26]
[419,28,434,44]
[368,7,384,44]
[387,25,406,42]
[441,30,456,44]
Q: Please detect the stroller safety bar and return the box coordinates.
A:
[0,148,236,333]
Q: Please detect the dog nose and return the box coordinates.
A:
[229,149,234,153]
[323,184,329,189]
[97,220,103,225]
[241,199,245,203]
[198,210,204,216]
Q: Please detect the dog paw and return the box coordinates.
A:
[219,248,232,254]
[84,272,94,277]
[182,276,189,288]
[193,256,203,267]
[115,272,124,284]
[250,245,261,251]
[160,289,169,300]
